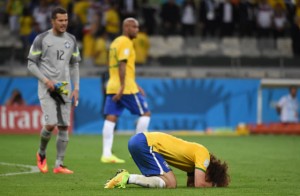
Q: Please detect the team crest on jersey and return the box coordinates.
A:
[204,159,210,168]
[64,41,71,48]
[44,115,49,122]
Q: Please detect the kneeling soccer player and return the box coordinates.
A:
[105,132,230,188]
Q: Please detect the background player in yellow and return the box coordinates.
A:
[101,18,151,163]
[94,30,108,66]
[133,25,150,66]
[105,132,230,188]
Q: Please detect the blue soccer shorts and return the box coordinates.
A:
[104,92,149,116]
[128,133,171,176]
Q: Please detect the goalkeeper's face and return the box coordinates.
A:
[52,13,68,35]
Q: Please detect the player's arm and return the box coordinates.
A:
[112,60,126,101]
[276,105,282,115]
[28,60,55,91]
[27,35,55,91]
[276,97,285,115]
[194,169,213,188]
[137,85,146,96]
[70,62,80,106]
[186,172,195,187]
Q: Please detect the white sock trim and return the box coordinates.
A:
[128,174,166,188]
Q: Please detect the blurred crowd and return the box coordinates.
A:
[1,0,300,66]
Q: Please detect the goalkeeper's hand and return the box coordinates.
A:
[54,81,69,96]
[48,81,69,105]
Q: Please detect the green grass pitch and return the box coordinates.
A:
[0,133,300,195]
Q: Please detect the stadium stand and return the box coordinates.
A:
[0,0,299,79]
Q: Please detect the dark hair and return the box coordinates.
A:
[289,85,297,90]
[51,7,67,19]
[206,154,230,187]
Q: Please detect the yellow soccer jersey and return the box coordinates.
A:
[73,1,90,25]
[94,37,108,66]
[133,32,150,64]
[19,16,33,36]
[83,32,95,59]
[107,35,138,94]
[105,8,120,34]
[144,132,210,173]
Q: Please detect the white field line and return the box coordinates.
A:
[0,162,39,176]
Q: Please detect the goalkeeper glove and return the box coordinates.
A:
[54,81,69,96]
[48,90,65,105]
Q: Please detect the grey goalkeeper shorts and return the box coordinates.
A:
[40,97,71,126]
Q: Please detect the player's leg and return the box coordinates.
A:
[101,95,124,163]
[136,112,151,133]
[128,174,168,188]
[121,93,151,133]
[127,133,174,188]
[53,102,73,174]
[36,98,57,173]
[38,125,55,157]
[105,133,167,188]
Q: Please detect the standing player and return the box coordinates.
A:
[276,85,299,123]
[105,132,230,188]
[101,18,151,163]
[27,7,80,174]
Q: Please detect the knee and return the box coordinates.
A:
[58,126,68,131]
[106,115,118,122]
[143,112,151,117]
[45,125,56,132]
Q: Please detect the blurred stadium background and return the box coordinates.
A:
[1,0,300,135]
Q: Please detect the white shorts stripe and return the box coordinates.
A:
[150,147,164,175]
[134,94,144,115]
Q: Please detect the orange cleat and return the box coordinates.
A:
[36,152,48,173]
[53,165,74,174]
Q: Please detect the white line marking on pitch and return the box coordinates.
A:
[0,162,39,176]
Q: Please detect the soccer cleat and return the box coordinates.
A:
[104,169,130,189]
[36,152,48,173]
[101,154,125,163]
[53,165,74,174]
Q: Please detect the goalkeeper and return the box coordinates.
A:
[105,132,230,188]
[27,7,80,174]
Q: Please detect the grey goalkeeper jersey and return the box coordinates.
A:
[27,30,81,101]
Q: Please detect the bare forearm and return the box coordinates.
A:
[70,62,80,90]
[119,61,126,87]
[186,176,194,187]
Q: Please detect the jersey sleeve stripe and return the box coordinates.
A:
[30,51,42,55]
